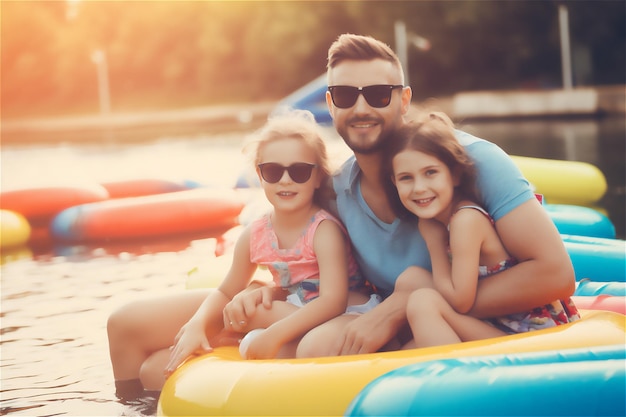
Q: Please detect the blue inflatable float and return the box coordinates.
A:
[563,234,626,282]
[273,74,331,124]
[346,344,626,417]
[546,204,615,239]
[575,279,626,297]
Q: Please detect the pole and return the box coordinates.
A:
[559,4,573,90]
[91,49,111,114]
[394,21,409,86]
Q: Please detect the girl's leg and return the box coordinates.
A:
[407,288,506,348]
[296,314,357,357]
[107,289,210,394]
[139,348,171,391]
[241,300,301,358]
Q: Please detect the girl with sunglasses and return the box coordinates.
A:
[166,109,375,369]
[382,112,580,347]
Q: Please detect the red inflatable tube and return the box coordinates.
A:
[50,188,245,242]
[1,184,109,222]
[100,178,199,199]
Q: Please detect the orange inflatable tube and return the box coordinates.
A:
[50,188,245,242]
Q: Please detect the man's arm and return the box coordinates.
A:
[470,199,575,318]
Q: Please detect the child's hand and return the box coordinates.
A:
[223,286,273,332]
[165,320,212,376]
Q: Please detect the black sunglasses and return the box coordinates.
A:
[328,84,404,109]
[257,162,317,184]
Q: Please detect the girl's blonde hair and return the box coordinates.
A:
[243,109,335,209]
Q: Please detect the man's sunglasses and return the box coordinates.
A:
[257,162,317,184]
[328,84,404,109]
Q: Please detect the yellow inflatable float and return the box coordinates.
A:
[511,155,607,205]
[0,210,31,249]
[163,240,624,416]
[158,311,624,416]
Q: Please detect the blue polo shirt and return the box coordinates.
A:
[333,130,534,297]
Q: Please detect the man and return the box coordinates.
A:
[296,33,575,356]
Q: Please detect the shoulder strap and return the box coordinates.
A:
[452,205,494,226]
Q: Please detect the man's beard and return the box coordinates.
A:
[344,137,385,155]
[337,122,390,155]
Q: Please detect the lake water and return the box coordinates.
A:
[1,116,624,416]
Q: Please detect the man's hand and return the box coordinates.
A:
[337,310,399,355]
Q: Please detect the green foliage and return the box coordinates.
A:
[2,0,624,118]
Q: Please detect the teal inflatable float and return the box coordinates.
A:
[346,344,625,417]
[563,234,626,282]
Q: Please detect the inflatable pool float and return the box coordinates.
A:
[571,295,626,315]
[100,178,200,199]
[0,210,31,249]
[562,234,626,282]
[511,155,607,206]
[157,311,624,416]
[273,74,331,124]
[50,188,245,242]
[346,344,625,416]
[1,183,109,223]
[545,204,615,239]
[576,279,625,297]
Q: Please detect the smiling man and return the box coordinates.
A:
[296,33,575,356]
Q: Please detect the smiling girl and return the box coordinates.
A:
[382,112,579,348]
[165,109,375,370]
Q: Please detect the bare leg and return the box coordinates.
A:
[140,328,246,390]
[296,314,357,357]
[107,289,210,390]
[407,288,506,348]
[139,349,171,390]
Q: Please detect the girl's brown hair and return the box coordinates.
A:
[382,112,480,221]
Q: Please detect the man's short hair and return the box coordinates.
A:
[327,33,402,71]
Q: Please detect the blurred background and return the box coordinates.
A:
[1,2,625,416]
[3,0,625,118]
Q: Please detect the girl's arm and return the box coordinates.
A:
[445,211,487,313]
[419,215,483,314]
[245,220,350,359]
[166,226,257,372]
